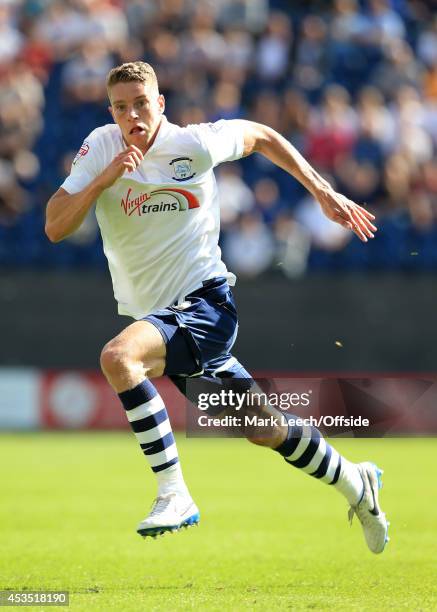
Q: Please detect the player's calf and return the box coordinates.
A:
[241,404,288,449]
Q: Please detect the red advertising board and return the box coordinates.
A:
[40,371,187,430]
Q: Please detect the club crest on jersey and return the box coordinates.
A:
[121,187,200,217]
[72,141,90,165]
[169,157,196,181]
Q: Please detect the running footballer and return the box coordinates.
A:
[45,62,388,553]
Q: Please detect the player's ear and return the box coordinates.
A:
[158,94,165,114]
[108,105,115,121]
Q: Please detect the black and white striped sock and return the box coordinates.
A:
[118,379,188,496]
[276,421,363,505]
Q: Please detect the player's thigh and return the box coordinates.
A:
[101,320,166,373]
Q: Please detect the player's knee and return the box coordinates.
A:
[100,341,132,381]
[100,339,163,383]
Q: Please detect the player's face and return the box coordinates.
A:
[108,81,165,153]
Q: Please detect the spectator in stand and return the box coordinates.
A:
[124,0,158,41]
[255,11,292,85]
[154,0,193,30]
[174,104,207,128]
[281,88,310,141]
[0,3,23,64]
[417,15,437,68]
[423,57,437,102]
[407,191,435,233]
[382,153,413,212]
[209,80,243,121]
[19,21,54,84]
[421,159,437,204]
[392,85,433,166]
[367,0,406,45]
[249,89,283,134]
[78,0,129,54]
[0,160,29,227]
[273,213,311,279]
[216,163,254,230]
[356,86,396,154]
[294,191,352,253]
[34,0,96,61]
[222,27,254,73]
[147,30,182,96]
[171,67,210,111]
[181,7,226,77]
[305,85,358,171]
[253,177,285,226]
[223,212,275,278]
[246,89,284,180]
[294,14,329,99]
[370,39,422,99]
[330,0,369,45]
[216,0,268,34]
[335,157,382,207]
[328,0,376,93]
[0,61,44,159]
[61,39,114,104]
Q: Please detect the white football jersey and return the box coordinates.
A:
[62,117,245,319]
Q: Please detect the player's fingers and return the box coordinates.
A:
[331,197,371,242]
[362,217,377,233]
[122,148,143,167]
[116,149,142,165]
[351,224,368,242]
[345,206,374,238]
[113,152,137,169]
[124,151,142,167]
[355,203,376,220]
[334,214,353,231]
[123,152,143,169]
[336,211,367,241]
[355,208,377,235]
[351,204,377,232]
[337,195,376,228]
[122,160,136,173]
[350,207,374,238]
[126,144,144,159]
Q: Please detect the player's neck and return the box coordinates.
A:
[141,118,162,155]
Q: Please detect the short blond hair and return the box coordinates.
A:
[106,62,159,94]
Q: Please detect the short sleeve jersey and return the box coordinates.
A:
[61,117,245,319]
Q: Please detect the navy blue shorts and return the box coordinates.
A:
[144,277,248,379]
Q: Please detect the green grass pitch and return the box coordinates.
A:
[1,433,436,611]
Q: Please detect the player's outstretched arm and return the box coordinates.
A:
[237,120,376,242]
[45,145,144,242]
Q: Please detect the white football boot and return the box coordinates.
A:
[137,492,200,539]
[348,462,389,554]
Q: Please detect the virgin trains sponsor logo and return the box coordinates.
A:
[121,187,200,217]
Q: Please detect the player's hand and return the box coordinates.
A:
[97,145,144,190]
[316,188,377,242]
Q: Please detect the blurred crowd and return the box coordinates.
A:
[1,0,437,276]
